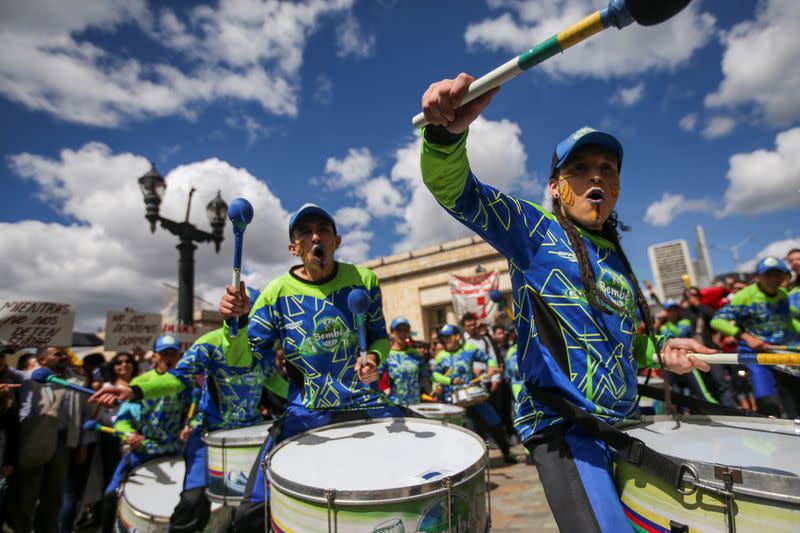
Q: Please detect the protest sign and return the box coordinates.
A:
[0,301,75,348]
[161,322,212,350]
[104,311,162,351]
[449,270,500,321]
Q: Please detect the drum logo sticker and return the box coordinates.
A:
[414,491,475,533]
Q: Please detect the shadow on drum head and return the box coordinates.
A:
[386,418,435,439]
[296,430,374,446]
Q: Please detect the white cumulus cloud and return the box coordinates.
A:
[611,83,645,106]
[2,142,293,329]
[718,127,800,217]
[702,116,736,139]
[464,0,715,79]
[644,193,717,226]
[679,113,698,132]
[705,0,800,127]
[740,237,800,273]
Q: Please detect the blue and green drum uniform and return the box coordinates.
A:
[234,204,406,532]
[432,324,516,463]
[380,316,430,405]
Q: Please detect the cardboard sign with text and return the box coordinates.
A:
[104,311,163,352]
[161,322,212,350]
[0,301,75,348]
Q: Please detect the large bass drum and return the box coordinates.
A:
[616,415,800,533]
[267,417,490,532]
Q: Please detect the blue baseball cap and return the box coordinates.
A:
[438,324,459,337]
[756,256,790,275]
[154,334,181,353]
[663,299,680,310]
[390,316,410,331]
[288,203,336,240]
[551,126,623,174]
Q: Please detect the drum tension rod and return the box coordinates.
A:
[714,464,742,533]
[325,488,337,533]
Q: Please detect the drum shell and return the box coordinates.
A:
[451,384,488,407]
[116,457,231,532]
[203,423,272,505]
[408,403,466,426]
[268,418,489,533]
[615,415,800,533]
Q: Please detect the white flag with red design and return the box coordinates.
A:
[449,270,500,322]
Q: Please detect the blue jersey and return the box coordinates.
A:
[115,370,192,455]
[432,343,495,399]
[712,284,800,348]
[421,131,657,441]
[659,319,692,340]
[380,348,428,405]
[133,328,286,432]
[504,345,523,388]
[248,262,391,411]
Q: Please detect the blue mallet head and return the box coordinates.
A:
[31,367,54,384]
[227,198,254,232]
[83,420,101,432]
[347,288,370,315]
[489,289,503,303]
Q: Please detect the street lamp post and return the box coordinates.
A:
[138,163,228,325]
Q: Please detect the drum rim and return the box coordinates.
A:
[619,415,800,505]
[266,417,488,504]
[119,456,183,524]
[202,421,273,446]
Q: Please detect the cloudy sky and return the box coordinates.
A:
[1,0,798,329]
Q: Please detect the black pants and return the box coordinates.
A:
[466,403,511,457]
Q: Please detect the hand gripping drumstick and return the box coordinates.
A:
[32,367,120,405]
[347,288,371,366]
[689,353,800,366]
[489,289,514,321]
[227,198,254,338]
[412,0,693,128]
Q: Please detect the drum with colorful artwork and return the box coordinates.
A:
[267,417,489,532]
[203,422,273,505]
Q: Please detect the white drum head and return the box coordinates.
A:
[624,416,800,476]
[269,418,485,493]
[123,457,184,517]
[204,422,273,445]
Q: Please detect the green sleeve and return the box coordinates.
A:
[264,372,289,400]
[368,338,390,366]
[420,128,470,209]
[221,320,254,366]
[135,371,186,400]
[488,358,498,369]
[432,372,452,386]
[631,334,664,369]
[710,317,739,337]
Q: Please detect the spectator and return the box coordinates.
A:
[16,353,37,372]
[492,324,509,360]
[0,347,22,527]
[7,346,90,533]
[103,352,138,388]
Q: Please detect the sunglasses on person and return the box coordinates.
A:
[114,359,133,366]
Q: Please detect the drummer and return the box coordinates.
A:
[432,324,517,464]
[379,316,431,405]
[712,256,800,417]
[100,335,193,533]
[219,203,406,531]
[91,290,290,532]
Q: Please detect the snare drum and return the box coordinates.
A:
[616,415,800,533]
[267,418,489,533]
[117,457,230,533]
[451,383,489,407]
[408,403,466,426]
[203,422,272,505]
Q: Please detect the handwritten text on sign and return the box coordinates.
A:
[162,323,212,350]
[0,301,75,348]
[104,311,162,351]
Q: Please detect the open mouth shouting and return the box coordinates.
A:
[586,187,605,206]
[311,244,326,266]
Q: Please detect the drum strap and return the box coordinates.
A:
[526,383,687,490]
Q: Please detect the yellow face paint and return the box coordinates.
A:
[558,177,574,206]
[294,241,305,258]
[610,183,620,199]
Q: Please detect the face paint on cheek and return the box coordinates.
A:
[294,242,305,258]
[558,178,574,206]
[610,183,620,199]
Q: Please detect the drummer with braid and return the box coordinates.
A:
[379,316,431,405]
[91,292,290,532]
[419,72,713,532]
[100,335,193,533]
[219,203,406,531]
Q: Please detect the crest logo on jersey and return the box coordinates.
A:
[311,317,351,352]
[596,272,635,316]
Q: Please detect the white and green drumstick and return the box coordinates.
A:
[689,352,800,366]
[412,0,693,128]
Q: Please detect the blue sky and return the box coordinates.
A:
[1,0,798,328]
